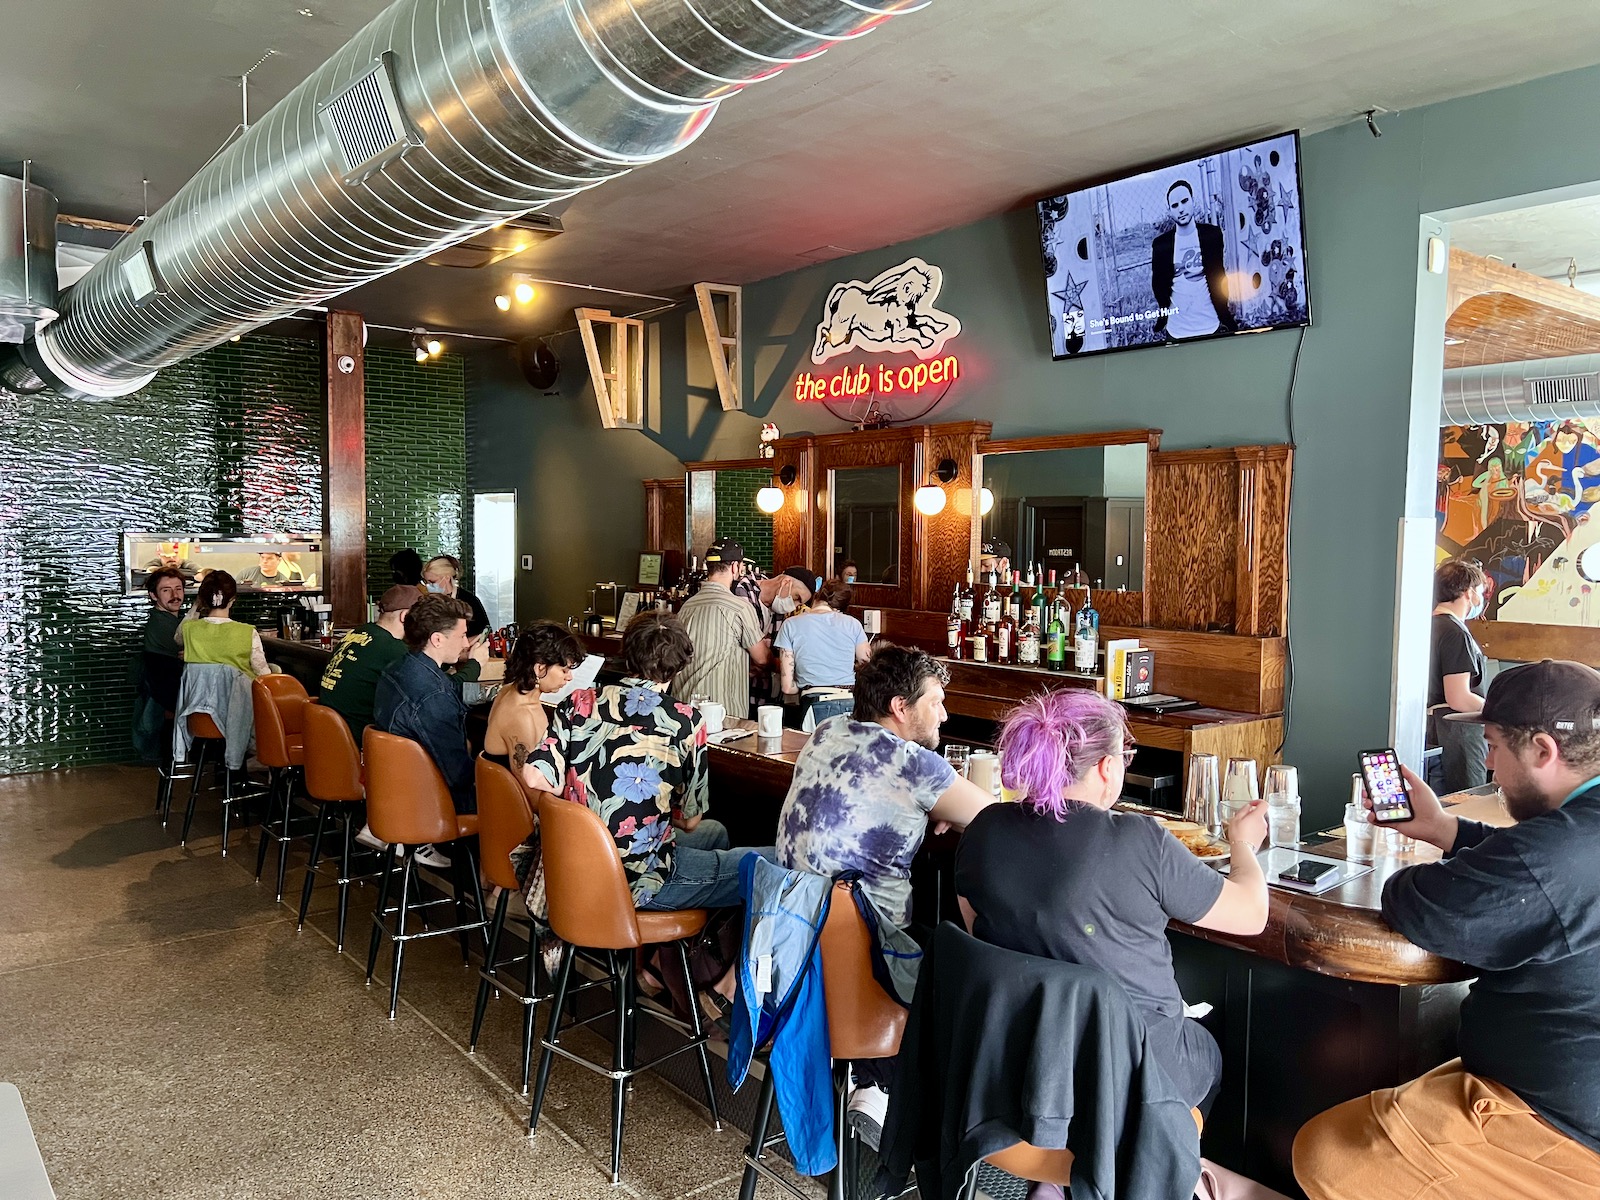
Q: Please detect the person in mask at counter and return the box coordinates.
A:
[1429,558,1490,792]
[422,554,490,638]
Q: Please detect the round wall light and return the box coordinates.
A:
[914,458,959,516]
[755,486,784,514]
[980,486,994,516]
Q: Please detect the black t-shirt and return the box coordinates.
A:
[954,803,1225,1020]
[1382,785,1600,1152]
[1429,612,1486,709]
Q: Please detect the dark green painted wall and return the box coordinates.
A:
[468,61,1600,828]
[712,468,775,572]
[0,335,467,774]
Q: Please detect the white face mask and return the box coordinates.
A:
[773,594,798,616]
[425,581,448,594]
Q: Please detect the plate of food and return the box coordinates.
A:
[1154,818,1230,862]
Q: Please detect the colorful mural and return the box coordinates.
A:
[1438,419,1600,626]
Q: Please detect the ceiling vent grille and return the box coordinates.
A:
[321,53,415,184]
[1525,374,1600,406]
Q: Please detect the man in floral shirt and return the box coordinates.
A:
[525,611,771,910]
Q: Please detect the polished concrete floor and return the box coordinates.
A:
[0,765,818,1199]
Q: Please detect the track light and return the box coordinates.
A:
[494,294,511,311]
[411,327,443,362]
[514,282,535,304]
[426,338,442,356]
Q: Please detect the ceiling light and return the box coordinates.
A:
[755,486,784,514]
[298,8,315,16]
[229,334,242,343]
[494,294,511,311]
[415,347,429,363]
[426,338,443,356]
[514,282,535,304]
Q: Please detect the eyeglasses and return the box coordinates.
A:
[1118,746,1137,766]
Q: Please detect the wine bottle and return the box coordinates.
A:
[1074,583,1100,672]
[1046,604,1066,671]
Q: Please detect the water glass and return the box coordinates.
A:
[1264,764,1300,805]
[1345,775,1375,863]
[1184,753,1220,833]
[943,744,971,778]
[1219,757,1259,827]
[1267,790,1301,848]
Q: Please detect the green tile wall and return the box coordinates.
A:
[713,468,776,572]
[0,335,468,775]
[365,347,471,595]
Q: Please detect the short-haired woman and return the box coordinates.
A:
[422,554,491,638]
[955,689,1268,1116]
[176,570,271,676]
[775,577,870,728]
[1430,557,1489,792]
[484,621,583,773]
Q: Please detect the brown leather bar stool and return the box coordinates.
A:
[468,754,544,1093]
[297,702,370,952]
[362,729,489,1020]
[528,792,722,1187]
[961,1108,1205,1198]
[740,878,907,1200]
[251,675,309,902]
[178,713,242,854]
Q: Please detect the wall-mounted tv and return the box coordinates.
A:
[1036,130,1310,359]
[123,533,324,596]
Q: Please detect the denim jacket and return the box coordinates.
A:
[372,651,475,814]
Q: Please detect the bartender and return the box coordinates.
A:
[237,550,304,588]
[1428,557,1489,792]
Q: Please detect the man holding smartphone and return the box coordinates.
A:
[1294,659,1600,1198]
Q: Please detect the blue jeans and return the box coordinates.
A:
[641,845,775,911]
[673,818,730,851]
[802,695,854,726]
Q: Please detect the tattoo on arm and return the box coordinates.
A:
[512,741,531,771]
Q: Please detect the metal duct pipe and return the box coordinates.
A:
[1441,355,1600,426]
[7,0,928,398]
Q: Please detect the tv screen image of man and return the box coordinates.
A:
[1150,179,1235,341]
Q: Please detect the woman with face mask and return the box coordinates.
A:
[1428,558,1490,792]
[422,555,491,639]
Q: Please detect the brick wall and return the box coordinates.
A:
[712,468,775,572]
[0,334,467,774]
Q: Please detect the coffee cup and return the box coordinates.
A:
[968,751,998,795]
[757,705,783,738]
[700,701,725,734]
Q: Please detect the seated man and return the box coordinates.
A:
[371,594,477,869]
[237,550,304,588]
[320,585,420,745]
[523,611,766,912]
[141,566,188,713]
[1293,659,1600,1199]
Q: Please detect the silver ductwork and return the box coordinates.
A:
[0,165,59,344]
[1441,355,1600,425]
[7,0,928,398]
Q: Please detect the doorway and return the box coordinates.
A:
[472,491,517,629]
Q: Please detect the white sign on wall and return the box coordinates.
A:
[810,255,961,365]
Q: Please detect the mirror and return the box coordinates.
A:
[830,465,901,585]
[685,465,776,570]
[976,442,1148,590]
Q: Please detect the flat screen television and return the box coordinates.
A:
[123,533,324,596]
[1036,130,1310,359]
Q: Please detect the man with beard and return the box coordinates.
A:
[1294,659,1600,1198]
[1151,179,1235,341]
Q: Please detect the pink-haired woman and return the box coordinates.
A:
[954,689,1268,1117]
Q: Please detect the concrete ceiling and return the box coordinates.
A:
[1452,194,1600,283]
[9,0,1600,343]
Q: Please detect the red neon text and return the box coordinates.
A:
[793,355,961,403]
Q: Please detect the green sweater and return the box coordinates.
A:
[320,623,409,743]
[142,608,183,658]
[183,619,256,675]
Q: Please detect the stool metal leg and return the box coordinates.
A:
[366,849,397,984]
[297,801,330,930]
[388,849,415,1020]
[273,767,297,902]
[529,941,577,1138]
[218,753,235,858]
[335,810,355,953]
[180,739,208,846]
[829,1063,849,1200]
[520,923,541,1094]
[678,939,722,1130]
[738,1067,779,1200]
[255,768,279,882]
[470,890,509,1053]
[611,948,633,1185]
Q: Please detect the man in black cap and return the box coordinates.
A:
[671,538,770,719]
[1294,659,1600,1198]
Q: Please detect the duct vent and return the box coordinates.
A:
[1525,374,1600,406]
[321,53,415,184]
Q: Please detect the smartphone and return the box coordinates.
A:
[1358,748,1415,824]
[1278,859,1337,885]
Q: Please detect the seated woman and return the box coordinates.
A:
[521,611,763,912]
[176,570,271,677]
[483,621,583,772]
[954,689,1268,1117]
[775,577,871,728]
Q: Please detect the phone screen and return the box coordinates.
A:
[1359,748,1415,824]
[1278,859,1337,885]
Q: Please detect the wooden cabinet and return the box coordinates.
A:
[642,477,686,582]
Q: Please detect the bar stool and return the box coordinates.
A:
[178,714,242,855]
[297,702,369,952]
[739,878,906,1200]
[468,754,544,1092]
[251,675,309,902]
[528,793,722,1186]
[362,729,489,1020]
[156,710,197,824]
[960,1108,1205,1199]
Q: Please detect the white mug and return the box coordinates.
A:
[968,751,998,795]
[757,705,783,738]
[700,701,725,734]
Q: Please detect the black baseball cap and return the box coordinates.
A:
[981,539,1012,558]
[1444,659,1600,734]
[780,566,817,594]
[705,539,745,565]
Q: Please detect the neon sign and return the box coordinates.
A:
[793,355,961,403]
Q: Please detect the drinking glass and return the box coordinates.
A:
[943,744,971,778]
[1264,764,1299,805]
[1219,757,1259,827]
[1345,774,1376,863]
[1266,791,1301,848]
[1184,753,1220,833]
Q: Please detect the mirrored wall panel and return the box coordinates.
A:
[831,465,901,585]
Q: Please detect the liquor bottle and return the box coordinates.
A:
[685,555,703,598]
[1074,583,1100,673]
[970,621,990,663]
[996,609,1016,664]
[1005,567,1022,626]
[1024,560,1036,589]
[959,565,975,627]
[1031,569,1049,631]
[1017,604,1041,665]
[946,583,966,659]
[1046,603,1067,671]
[982,573,1001,626]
